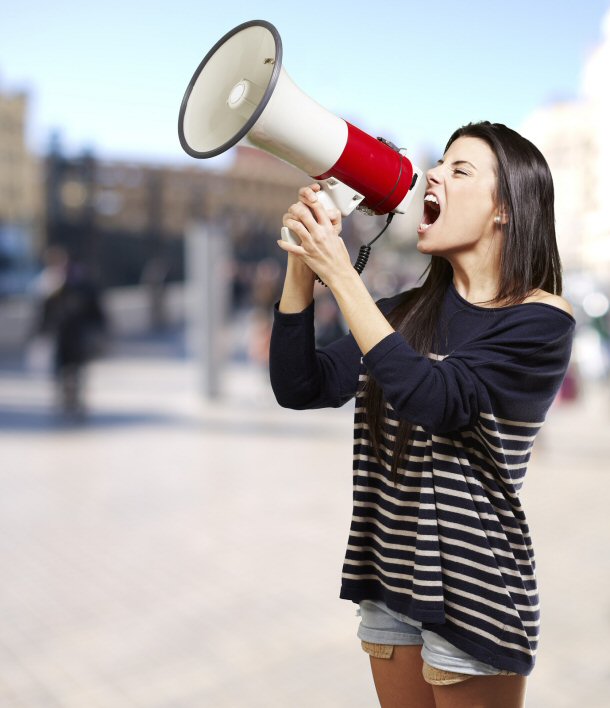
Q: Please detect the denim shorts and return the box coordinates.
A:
[357,599,514,682]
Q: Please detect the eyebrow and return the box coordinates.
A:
[436,159,478,170]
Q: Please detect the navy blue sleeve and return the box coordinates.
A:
[363,305,575,433]
[269,301,362,409]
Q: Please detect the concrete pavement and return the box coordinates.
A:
[0,350,608,707]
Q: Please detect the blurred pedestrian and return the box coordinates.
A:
[556,361,581,404]
[314,291,346,347]
[141,256,169,330]
[247,258,282,370]
[270,122,575,708]
[36,247,107,418]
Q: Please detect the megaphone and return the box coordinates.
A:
[178,19,425,269]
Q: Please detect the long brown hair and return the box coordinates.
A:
[363,121,563,479]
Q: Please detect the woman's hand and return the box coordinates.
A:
[278,183,352,288]
[278,183,394,353]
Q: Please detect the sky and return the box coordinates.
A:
[1,0,609,168]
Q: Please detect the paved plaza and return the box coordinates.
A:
[0,346,608,707]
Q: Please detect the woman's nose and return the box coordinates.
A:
[426,165,442,184]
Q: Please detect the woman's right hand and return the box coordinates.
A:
[294,183,343,237]
[277,186,320,312]
[281,184,323,279]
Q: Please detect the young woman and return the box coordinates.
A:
[269,122,575,708]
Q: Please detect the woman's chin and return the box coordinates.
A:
[416,237,438,255]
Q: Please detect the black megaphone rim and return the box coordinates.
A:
[177,19,283,159]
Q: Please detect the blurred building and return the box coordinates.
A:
[0,85,43,294]
[521,7,610,282]
[45,141,306,293]
[0,87,41,224]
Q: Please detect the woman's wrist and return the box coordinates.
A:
[286,253,314,279]
[279,255,315,313]
[328,268,394,355]
[323,260,359,293]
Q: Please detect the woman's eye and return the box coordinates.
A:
[453,168,468,176]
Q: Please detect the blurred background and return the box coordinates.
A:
[0,1,609,706]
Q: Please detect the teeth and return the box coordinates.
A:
[424,194,439,205]
[419,223,432,231]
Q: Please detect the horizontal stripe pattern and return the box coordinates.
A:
[341,374,541,672]
[271,281,574,675]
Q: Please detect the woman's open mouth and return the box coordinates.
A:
[418,194,441,234]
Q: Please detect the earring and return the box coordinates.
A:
[494,216,501,225]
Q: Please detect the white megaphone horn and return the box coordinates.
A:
[178,19,425,275]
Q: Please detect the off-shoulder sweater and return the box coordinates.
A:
[269,282,575,675]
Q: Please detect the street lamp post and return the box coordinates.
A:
[186,221,230,398]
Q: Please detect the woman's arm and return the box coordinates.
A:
[269,300,362,410]
[278,254,315,314]
[277,184,394,355]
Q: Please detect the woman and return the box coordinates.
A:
[269,122,574,708]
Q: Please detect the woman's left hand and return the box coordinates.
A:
[278,185,353,287]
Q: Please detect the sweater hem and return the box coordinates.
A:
[340,583,534,677]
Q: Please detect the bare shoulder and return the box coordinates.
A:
[522,289,574,316]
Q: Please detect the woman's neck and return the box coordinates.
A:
[443,227,504,305]
[449,254,501,306]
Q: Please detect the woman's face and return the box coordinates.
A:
[416,136,501,257]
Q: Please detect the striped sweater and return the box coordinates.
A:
[269,282,574,675]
